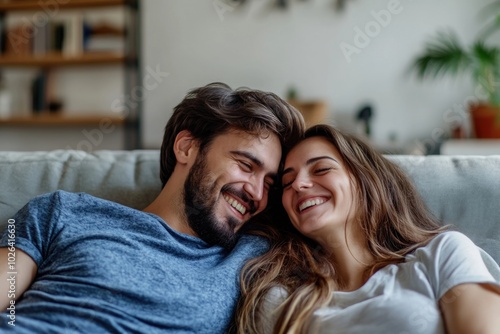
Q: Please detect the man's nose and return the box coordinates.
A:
[243,177,265,202]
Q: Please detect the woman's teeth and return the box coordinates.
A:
[299,198,325,212]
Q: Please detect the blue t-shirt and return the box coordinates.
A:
[0,190,268,333]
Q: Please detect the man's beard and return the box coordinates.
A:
[183,153,241,250]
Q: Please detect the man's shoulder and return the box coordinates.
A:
[235,234,270,255]
[30,190,109,206]
[27,190,128,215]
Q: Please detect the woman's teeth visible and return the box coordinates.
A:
[299,198,325,212]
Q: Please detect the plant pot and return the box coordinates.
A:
[469,103,500,138]
[288,99,327,127]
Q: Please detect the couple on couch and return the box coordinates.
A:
[1,82,499,333]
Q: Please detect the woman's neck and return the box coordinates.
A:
[322,235,375,291]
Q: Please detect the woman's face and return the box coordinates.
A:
[281,136,357,243]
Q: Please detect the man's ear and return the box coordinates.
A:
[173,130,198,165]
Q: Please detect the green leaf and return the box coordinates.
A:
[412,30,471,80]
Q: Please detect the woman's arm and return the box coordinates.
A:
[0,247,37,311]
[440,282,500,334]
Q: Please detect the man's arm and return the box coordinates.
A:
[0,247,37,311]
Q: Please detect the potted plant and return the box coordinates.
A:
[412,2,500,138]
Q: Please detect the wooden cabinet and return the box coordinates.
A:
[440,139,500,155]
[0,0,141,150]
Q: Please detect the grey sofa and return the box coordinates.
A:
[0,150,499,268]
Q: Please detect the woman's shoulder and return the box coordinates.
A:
[406,231,482,275]
[409,230,499,285]
[425,231,500,281]
[429,230,471,243]
[416,231,476,256]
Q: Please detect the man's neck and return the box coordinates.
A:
[143,182,196,237]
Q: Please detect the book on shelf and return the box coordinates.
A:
[63,13,84,56]
[5,23,33,56]
[0,16,6,55]
[84,22,125,53]
[0,14,125,58]
[31,71,47,114]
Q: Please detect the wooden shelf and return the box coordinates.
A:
[0,113,125,126]
[0,0,141,149]
[0,0,129,11]
[0,52,125,67]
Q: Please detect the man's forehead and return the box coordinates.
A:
[214,130,281,167]
[217,129,279,147]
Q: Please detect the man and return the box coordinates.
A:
[0,82,305,333]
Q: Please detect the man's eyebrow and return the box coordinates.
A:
[230,150,277,179]
[282,156,338,176]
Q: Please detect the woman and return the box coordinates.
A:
[236,124,500,334]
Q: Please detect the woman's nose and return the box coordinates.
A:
[292,173,312,192]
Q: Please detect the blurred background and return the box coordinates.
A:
[1,0,499,155]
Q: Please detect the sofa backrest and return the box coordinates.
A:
[1,151,499,266]
[388,155,500,266]
[0,150,162,229]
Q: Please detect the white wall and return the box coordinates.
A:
[142,0,493,150]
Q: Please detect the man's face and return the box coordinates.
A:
[183,130,281,249]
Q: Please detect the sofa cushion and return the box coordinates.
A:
[0,150,162,231]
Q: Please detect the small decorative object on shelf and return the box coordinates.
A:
[0,71,11,119]
[356,104,373,138]
[288,99,327,128]
[229,0,352,11]
[286,86,327,127]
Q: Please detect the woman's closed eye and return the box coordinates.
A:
[282,178,294,189]
[282,167,333,189]
[314,167,333,174]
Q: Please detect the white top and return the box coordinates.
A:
[260,231,500,334]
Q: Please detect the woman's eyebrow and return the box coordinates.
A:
[282,156,338,176]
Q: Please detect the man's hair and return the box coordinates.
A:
[160,82,305,187]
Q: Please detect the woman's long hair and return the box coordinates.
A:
[235,124,448,334]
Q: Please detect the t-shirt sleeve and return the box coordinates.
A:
[420,231,500,300]
[257,286,288,333]
[0,191,64,266]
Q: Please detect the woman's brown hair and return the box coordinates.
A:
[235,124,447,334]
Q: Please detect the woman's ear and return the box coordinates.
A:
[173,130,198,165]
